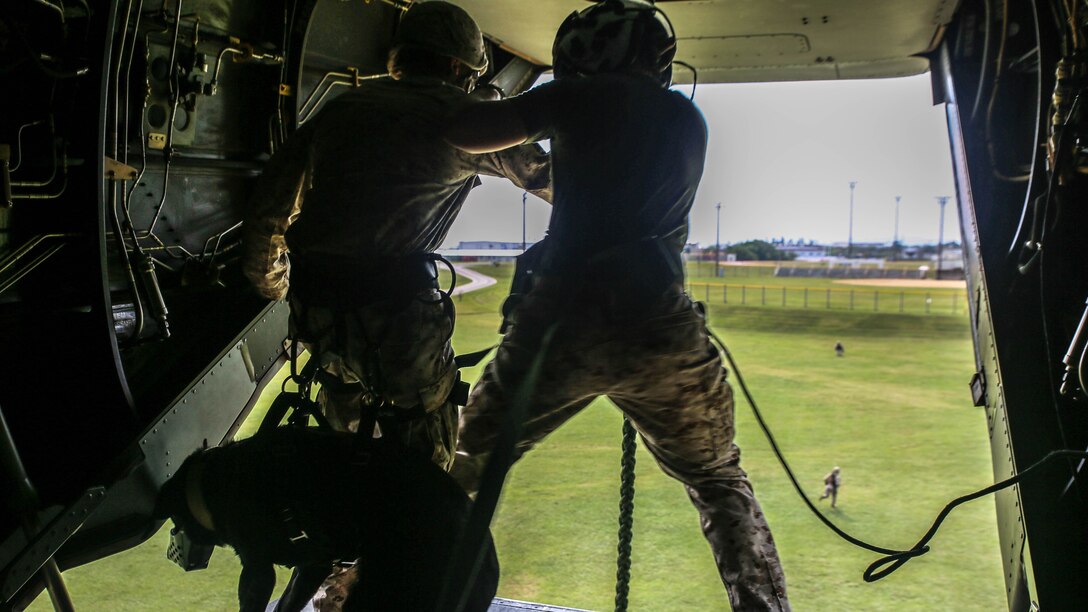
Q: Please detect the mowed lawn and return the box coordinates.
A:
[31,263,1004,611]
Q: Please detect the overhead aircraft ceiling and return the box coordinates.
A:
[455,0,961,84]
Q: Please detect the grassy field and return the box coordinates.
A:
[31,263,1004,611]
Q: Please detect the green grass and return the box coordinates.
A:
[31,263,1004,611]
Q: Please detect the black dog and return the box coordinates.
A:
[154,427,498,611]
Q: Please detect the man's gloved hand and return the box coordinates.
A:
[470,82,505,102]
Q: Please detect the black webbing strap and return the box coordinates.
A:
[257,355,332,435]
[454,345,496,369]
[435,324,561,612]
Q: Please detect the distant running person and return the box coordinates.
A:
[819,466,842,507]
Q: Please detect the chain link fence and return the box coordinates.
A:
[687,283,967,315]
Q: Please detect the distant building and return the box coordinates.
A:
[438,240,532,262]
[936,247,965,274]
[773,244,828,260]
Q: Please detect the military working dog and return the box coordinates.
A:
[154,427,497,611]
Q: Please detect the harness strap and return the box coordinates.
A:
[454,345,496,369]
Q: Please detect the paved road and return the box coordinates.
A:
[451,264,498,296]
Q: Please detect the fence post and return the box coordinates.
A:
[803,287,808,308]
[706,283,710,302]
[850,289,854,310]
[925,292,931,314]
[761,286,766,305]
[899,292,904,313]
[742,285,747,304]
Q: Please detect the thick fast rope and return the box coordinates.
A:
[707,327,1088,581]
[614,417,637,612]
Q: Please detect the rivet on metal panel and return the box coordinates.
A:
[153,429,158,434]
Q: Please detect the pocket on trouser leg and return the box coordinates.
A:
[386,400,458,471]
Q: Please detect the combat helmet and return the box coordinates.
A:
[393,1,489,73]
[553,0,677,86]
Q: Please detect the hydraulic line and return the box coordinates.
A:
[971,0,995,122]
[11,117,57,188]
[11,120,46,173]
[147,0,184,238]
[31,0,65,26]
[985,0,1035,182]
[109,181,145,338]
[121,2,145,164]
[11,148,67,200]
[111,0,137,160]
[1059,295,1088,395]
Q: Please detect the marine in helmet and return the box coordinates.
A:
[241,1,551,470]
[445,1,790,609]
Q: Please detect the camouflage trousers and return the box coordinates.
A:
[289,288,459,471]
[451,280,790,610]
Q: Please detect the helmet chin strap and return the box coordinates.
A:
[450,59,481,93]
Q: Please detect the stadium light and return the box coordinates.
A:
[847,181,858,258]
[715,202,721,277]
[935,196,950,280]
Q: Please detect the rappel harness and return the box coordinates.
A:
[252,252,490,548]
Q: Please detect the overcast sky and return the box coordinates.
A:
[443,73,959,248]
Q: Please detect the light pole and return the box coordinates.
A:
[521,191,527,252]
[848,181,857,258]
[714,202,721,277]
[935,196,950,280]
[892,194,900,248]
[892,192,900,259]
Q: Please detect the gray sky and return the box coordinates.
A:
[444,73,959,248]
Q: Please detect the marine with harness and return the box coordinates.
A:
[241,1,551,471]
[445,1,790,608]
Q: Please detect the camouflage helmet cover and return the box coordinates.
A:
[552,0,677,86]
[393,1,489,73]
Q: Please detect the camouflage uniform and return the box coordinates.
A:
[448,71,789,609]
[453,279,789,610]
[243,76,550,470]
